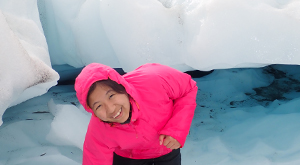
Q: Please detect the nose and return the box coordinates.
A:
[105,101,115,114]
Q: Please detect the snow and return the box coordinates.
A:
[1,65,300,164]
[1,0,300,164]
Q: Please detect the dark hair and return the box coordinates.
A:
[86,79,127,107]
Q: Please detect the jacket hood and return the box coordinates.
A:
[75,63,135,113]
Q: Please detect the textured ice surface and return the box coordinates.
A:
[0,0,59,126]
[39,0,300,71]
[1,65,300,164]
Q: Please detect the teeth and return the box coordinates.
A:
[113,109,122,118]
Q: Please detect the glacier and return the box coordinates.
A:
[2,65,300,164]
[0,0,300,164]
[1,0,300,121]
[0,0,59,126]
[38,0,300,71]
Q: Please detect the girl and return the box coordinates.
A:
[75,63,198,165]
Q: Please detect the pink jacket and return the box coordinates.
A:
[75,63,197,165]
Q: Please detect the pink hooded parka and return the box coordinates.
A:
[75,63,197,165]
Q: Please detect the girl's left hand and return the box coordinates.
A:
[159,134,181,150]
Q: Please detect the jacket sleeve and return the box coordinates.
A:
[157,65,198,147]
[83,117,114,165]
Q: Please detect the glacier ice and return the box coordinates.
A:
[39,0,300,72]
[0,0,59,126]
[1,0,300,125]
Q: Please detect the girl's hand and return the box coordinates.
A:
[159,134,181,150]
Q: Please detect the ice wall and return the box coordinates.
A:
[1,0,300,125]
[37,0,121,69]
[39,0,300,72]
[0,0,59,126]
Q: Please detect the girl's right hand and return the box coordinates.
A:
[159,134,181,150]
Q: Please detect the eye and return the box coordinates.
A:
[109,94,114,99]
[96,105,101,110]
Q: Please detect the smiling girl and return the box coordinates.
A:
[75,63,197,165]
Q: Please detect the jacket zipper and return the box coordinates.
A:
[130,123,138,139]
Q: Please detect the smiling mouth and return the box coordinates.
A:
[113,108,122,119]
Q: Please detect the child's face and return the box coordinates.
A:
[88,84,130,123]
